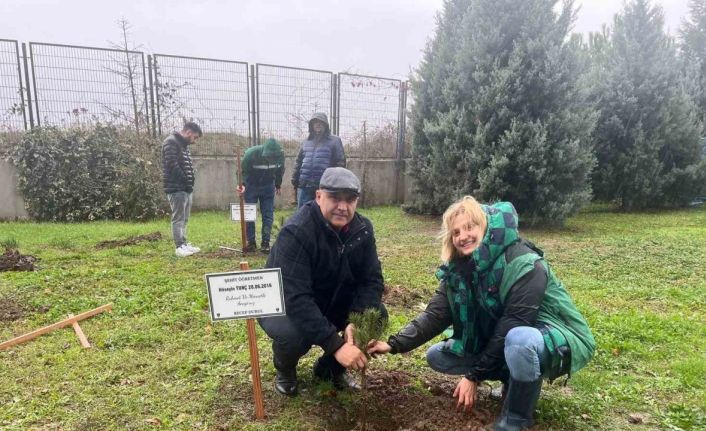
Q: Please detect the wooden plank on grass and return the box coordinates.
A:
[69,313,91,348]
[0,303,112,351]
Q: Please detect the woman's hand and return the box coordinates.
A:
[366,340,392,357]
[453,377,477,412]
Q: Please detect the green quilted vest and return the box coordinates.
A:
[438,201,595,377]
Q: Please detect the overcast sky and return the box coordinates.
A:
[1,0,691,80]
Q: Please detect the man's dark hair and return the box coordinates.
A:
[183,121,203,137]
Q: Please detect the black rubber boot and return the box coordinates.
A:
[494,378,542,431]
[274,369,298,396]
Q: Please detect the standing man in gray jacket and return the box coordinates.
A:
[291,113,346,207]
[161,122,202,257]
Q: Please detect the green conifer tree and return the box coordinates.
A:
[590,0,705,209]
[407,0,596,225]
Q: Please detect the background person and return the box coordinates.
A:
[291,113,346,208]
[259,167,386,396]
[367,196,595,431]
[240,138,285,254]
[161,121,202,257]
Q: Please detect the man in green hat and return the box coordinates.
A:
[241,138,285,253]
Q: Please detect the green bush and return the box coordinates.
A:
[12,125,167,221]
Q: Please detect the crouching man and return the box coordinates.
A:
[258,167,386,396]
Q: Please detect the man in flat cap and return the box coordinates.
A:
[258,167,386,396]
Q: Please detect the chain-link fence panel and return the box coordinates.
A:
[29,43,148,132]
[256,64,333,156]
[153,54,250,157]
[0,39,25,133]
[337,73,402,159]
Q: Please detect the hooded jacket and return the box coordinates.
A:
[265,200,384,355]
[387,202,595,382]
[161,132,195,194]
[242,138,285,188]
[291,113,346,188]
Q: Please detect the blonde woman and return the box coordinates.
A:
[368,196,595,431]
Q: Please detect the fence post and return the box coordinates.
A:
[395,81,408,203]
[22,43,35,128]
[250,64,258,147]
[331,74,338,135]
[153,55,162,136]
[147,55,156,138]
[140,54,149,136]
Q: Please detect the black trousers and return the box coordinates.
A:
[258,304,388,375]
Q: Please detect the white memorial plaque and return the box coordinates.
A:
[205,268,285,321]
[230,203,257,222]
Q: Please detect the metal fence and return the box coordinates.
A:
[338,73,403,159]
[153,54,250,156]
[0,39,25,132]
[0,38,409,159]
[255,64,333,156]
[28,42,149,132]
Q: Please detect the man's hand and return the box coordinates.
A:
[343,323,356,344]
[236,185,245,196]
[366,340,392,357]
[453,377,477,412]
[275,187,281,196]
[334,343,367,370]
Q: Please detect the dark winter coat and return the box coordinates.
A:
[291,113,346,188]
[265,201,384,355]
[161,132,195,194]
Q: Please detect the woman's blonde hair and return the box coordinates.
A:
[438,196,487,262]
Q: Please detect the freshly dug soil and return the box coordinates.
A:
[0,296,25,322]
[95,232,162,249]
[325,370,503,431]
[383,284,425,308]
[0,248,38,272]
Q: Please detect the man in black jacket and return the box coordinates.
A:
[161,122,202,257]
[258,167,386,396]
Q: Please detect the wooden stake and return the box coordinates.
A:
[68,313,91,348]
[0,303,112,351]
[240,261,265,419]
[236,144,249,251]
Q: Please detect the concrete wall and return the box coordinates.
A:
[191,156,412,210]
[0,157,415,219]
[0,160,29,220]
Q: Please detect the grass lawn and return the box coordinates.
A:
[1,205,705,430]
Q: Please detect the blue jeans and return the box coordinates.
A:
[426,326,550,382]
[167,191,192,248]
[297,186,317,208]
[244,182,275,246]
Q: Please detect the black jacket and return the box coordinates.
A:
[161,132,195,194]
[265,201,384,355]
[387,246,547,382]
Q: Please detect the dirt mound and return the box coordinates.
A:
[0,248,38,272]
[95,232,162,249]
[327,370,501,431]
[383,284,425,308]
[0,296,26,321]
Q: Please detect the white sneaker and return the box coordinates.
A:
[185,243,201,253]
[175,245,195,257]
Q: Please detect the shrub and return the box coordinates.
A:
[12,125,166,221]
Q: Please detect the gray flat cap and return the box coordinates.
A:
[319,167,361,195]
